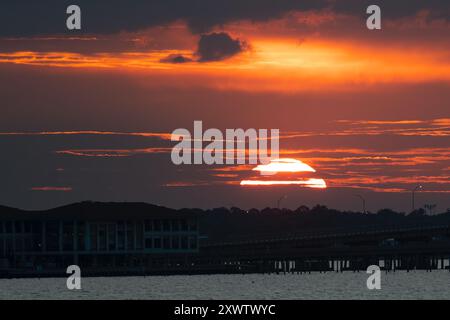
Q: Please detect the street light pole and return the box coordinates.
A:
[354,194,366,214]
[412,185,423,212]
[277,195,287,209]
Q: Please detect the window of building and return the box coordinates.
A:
[5,221,12,233]
[145,238,152,249]
[153,237,162,249]
[77,222,86,251]
[163,220,170,232]
[98,224,107,251]
[189,236,197,250]
[180,220,188,231]
[171,220,179,231]
[31,221,41,234]
[189,221,197,231]
[163,236,170,249]
[144,220,152,232]
[172,236,180,249]
[32,234,42,251]
[5,239,13,255]
[181,236,188,249]
[154,219,161,231]
[126,221,134,250]
[63,221,74,251]
[24,238,33,251]
[136,221,143,250]
[117,221,125,250]
[108,223,116,251]
[15,221,22,233]
[15,238,23,252]
[90,224,98,251]
[24,221,32,233]
[45,221,59,251]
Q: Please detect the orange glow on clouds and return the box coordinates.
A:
[2,37,450,92]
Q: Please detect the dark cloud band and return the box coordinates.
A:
[0,0,449,37]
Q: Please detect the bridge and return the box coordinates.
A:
[1,223,449,277]
[193,224,450,273]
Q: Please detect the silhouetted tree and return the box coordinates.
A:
[211,207,230,214]
[377,208,404,217]
[409,208,426,217]
[311,205,329,213]
[295,205,310,214]
[230,207,244,214]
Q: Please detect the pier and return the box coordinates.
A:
[194,224,450,274]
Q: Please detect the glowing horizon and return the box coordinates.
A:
[0,3,449,210]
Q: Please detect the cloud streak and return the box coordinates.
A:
[31,186,72,191]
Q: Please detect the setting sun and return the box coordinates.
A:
[241,158,327,188]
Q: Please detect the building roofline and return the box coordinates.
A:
[0,201,198,221]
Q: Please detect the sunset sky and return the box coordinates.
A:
[0,1,449,212]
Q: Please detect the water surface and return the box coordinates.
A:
[1,271,449,300]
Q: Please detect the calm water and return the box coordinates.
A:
[1,271,449,299]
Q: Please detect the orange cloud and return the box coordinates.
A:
[56,147,170,157]
[0,130,173,140]
[2,36,450,93]
[31,186,72,191]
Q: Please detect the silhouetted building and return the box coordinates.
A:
[0,202,198,270]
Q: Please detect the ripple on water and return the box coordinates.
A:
[0,271,449,300]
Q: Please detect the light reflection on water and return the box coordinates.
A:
[0,271,449,300]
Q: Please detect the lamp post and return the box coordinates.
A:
[277,195,287,209]
[354,194,366,214]
[412,185,423,212]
